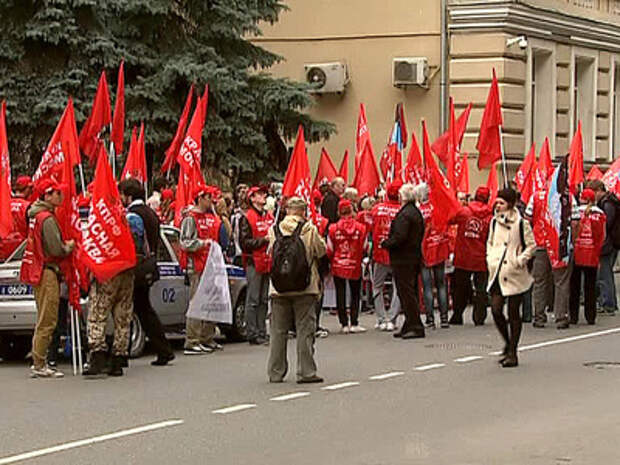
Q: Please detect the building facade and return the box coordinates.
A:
[253,0,620,186]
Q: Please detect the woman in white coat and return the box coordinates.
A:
[486,188,536,367]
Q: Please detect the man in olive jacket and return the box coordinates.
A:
[381,183,425,339]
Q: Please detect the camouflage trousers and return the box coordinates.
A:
[87,270,134,357]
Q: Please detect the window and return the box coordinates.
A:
[161,228,181,262]
[531,49,554,151]
[613,64,620,160]
[572,54,596,160]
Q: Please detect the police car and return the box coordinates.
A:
[0,225,248,358]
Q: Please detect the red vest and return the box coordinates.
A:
[531,191,548,247]
[451,202,492,272]
[0,197,30,259]
[179,210,222,274]
[20,210,62,286]
[574,207,606,267]
[243,208,274,274]
[328,217,367,280]
[314,214,328,237]
[419,201,450,267]
[370,200,400,265]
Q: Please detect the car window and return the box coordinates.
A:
[6,242,26,262]
[161,229,181,262]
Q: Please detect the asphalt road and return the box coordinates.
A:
[1,309,620,465]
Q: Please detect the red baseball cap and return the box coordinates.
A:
[15,175,33,189]
[387,179,403,200]
[338,199,352,213]
[193,184,218,200]
[475,186,490,203]
[35,179,67,196]
[161,188,174,201]
[580,188,595,203]
[247,185,268,200]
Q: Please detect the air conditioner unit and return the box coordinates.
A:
[392,57,429,88]
[304,62,349,94]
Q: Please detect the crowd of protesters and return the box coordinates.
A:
[5,166,619,380]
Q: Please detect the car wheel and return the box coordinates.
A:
[129,314,146,358]
[224,290,247,342]
[0,335,30,361]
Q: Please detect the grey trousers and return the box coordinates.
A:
[372,263,401,323]
[244,264,269,340]
[533,248,572,326]
[268,295,318,382]
[533,249,554,324]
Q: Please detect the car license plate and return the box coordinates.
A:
[0,284,32,296]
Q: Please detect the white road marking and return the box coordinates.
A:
[414,363,446,371]
[488,327,620,356]
[369,371,405,380]
[321,381,360,391]
[270,392,311,401]
[212,404,257,414]
[454,356,484,363]
[0,419,184,465]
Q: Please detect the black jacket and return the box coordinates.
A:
[381,201,424,267]
[129,203,160,256]
[321,190,340,225]
[239,207,269,266]
[599,192,620,255]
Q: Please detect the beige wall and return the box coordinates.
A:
[253,0,442,179]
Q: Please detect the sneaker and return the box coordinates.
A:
[198,344,215,353]
[184,345,207,355]
[31,365,64,378]
[425,319,436,329]
[48,360,57,369]
[204,342,223,351]
[440,320,450,329]
[315,328,329,338]
[341,326,350,334]
[350,325,367,333]
[374,321,382,330]
[386,322,396,332]
[379,322,387,331]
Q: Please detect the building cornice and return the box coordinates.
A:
[449,1,620,53]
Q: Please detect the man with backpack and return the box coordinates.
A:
[267,197,327,384]
[590,180,620,315]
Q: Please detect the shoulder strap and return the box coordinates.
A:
[519,218,526,251]
[293,220,305,238]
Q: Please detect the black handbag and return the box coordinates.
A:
[134,232,160,288]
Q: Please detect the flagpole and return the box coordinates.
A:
[74,307,83,374]
[78,163,86,193]
[69,304,77,376]
[499,125,508,188]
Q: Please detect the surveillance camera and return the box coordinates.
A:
[506,35,528,49]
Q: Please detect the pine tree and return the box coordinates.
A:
[0,0,335,183]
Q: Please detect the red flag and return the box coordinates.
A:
[0,101,12,236]
[404,131,424,185]
[355,103,371,171]
[338,149,349,183]
[568,121,584,195]
[177,93,206,174]
[535,137,553,192]
[587,164,603,180]
[422,120,460,231]
[446,97,458,191]
[121,125,147,183]
[602,158,620,197]
[282,125,312,203]
[432,103,472,165]
[110,60,125,155]
[514,143,537,204]
[313,148,338,190]
[353,140,381,197]
[79,71,112,164]
[79,144,137,282]
[476,69,503,169]
[174,165,191,227]
[33,98,81,188]
[455,152,470,194]
[486,163,499,207]
[395,102,408,149]
[161,85,194,174]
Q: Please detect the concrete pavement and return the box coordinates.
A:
[1,310,620,464]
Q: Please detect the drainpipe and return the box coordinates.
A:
[440,0,448,133]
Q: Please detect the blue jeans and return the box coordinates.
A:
[421,263,448,322]
[597,250,618,311]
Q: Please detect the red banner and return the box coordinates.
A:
[161,85,194,174]
[79,71,111,164]
[111,61,125,155]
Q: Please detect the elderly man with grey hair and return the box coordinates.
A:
[381,183,426,339]
[322,177,346,224]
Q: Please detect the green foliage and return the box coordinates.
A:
[0,0,335,183]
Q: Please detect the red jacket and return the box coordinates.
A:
[244,208,274,273]
[20,210,62,286]
[327,217,367,280]
[449,201,493,272]
[179,210,221,274]
[419,201,450,267]
[529,190,548,247]
[314,214,329,237]
[574,206,606,267]
[370,200,400,265]
[356,210,373,234]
